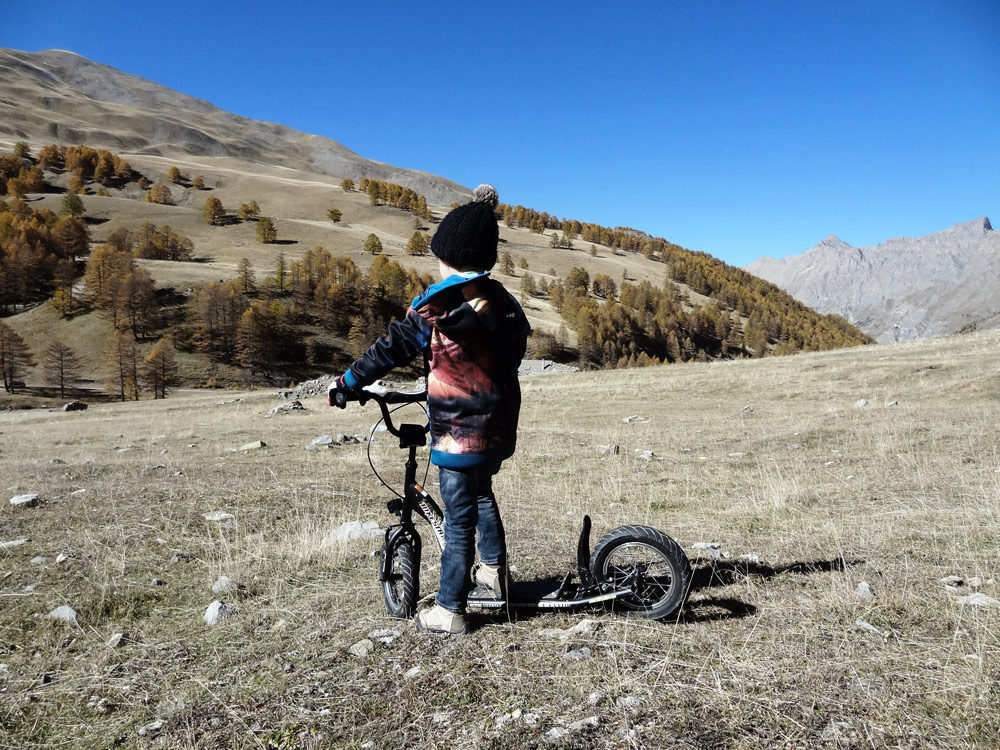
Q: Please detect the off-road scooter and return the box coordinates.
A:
[330,384,691,621]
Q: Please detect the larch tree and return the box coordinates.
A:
[0,320,35,393]
[53,216,91,261]
[363,233,383,255]
[144,184,173,205]
[60,192,85,218]
[405,231,428,256]
[274,250,288,293]
[191,176,205,190]
[141,336,179,399]
[256,216,277,243]
[498,251,515,276]
[167,166,182,184]
[202,196,225,225]
[340,178,354,192]
[103,329,141,401]
[236,257,257,296]
[327,207,343,223]
[237,200,260,220]
[41,339,82,398]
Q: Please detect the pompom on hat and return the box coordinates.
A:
[431,183,500,271]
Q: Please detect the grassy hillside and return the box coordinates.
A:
[2,331,997,747]
[2,140,871,391]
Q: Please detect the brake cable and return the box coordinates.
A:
[365,402,431,499]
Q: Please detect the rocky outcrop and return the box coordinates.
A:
[745,217,999,343]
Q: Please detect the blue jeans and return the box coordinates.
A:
[436,461,506,614]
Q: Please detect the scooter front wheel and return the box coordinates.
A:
[590,525,690,620]
[380,534,420,619]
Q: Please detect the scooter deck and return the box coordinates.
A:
[466,580,632,610]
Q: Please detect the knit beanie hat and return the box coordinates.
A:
[431,184,500,271]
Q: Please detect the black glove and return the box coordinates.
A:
[328,375,352,408]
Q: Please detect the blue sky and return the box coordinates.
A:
[5,0,998,266]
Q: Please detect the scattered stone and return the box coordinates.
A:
[539,618,601,641]
[587,691,603,706]
[855,618,886,637]
[239,441,266,451]
[820,720,854,743]
[335,433,366,445]
[348,639,375,657]
[56,553,69,564]
[728,452,746,457]
[968,576,993,589]
[47,605,78,624]
[566,646,593,661]
[853,582,876,601]
[787,442,803,450]
[9,493,40,508]
[62,400,87,412]
[622,415,649,423]
[886,400,899,407]
[536,453,555,460]
[203,600,237,626]
[615,695,644,709]
[854,399,869,408]
[368,628,401,645]
[955,593,1000,609]
[1,539,29,550]
[634,449,655,461]
[312,435,334,446]
[107,633,127,649]
[88,696,112,714]
[29,556,46,565]
[115,448,130,454]
[211,576,242,596]
[737,554,761,565]
[596,445,619,456]
[138,720,164,737]
[404,666,422,680]
[266,400,305,417]
[272,619,289,632]
[49,458,65,465]
[324,520,381,544]
[203,511,237,530]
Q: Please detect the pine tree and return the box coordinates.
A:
[274,250,288,293]
[236,257,257,296]
[41,339,82,398]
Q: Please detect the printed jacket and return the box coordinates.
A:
[343,273,530,468]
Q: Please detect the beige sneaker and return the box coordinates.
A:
[413,604,467,636]
[475,562,513,600]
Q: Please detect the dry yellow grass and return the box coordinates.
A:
[2,331,998,748]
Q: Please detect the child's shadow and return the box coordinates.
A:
[680,556,861,623]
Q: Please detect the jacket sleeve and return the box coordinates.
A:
[343,309,432,388]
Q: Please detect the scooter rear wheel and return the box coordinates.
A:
[381,535,419,619]
[590,525,690,620]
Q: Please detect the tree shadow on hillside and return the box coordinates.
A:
[83,216,109,226]
[271,239,298,246]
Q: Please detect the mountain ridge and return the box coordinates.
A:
[0,48,470,206]
[745,217,999,343]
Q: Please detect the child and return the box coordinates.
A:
[330,184,530,635]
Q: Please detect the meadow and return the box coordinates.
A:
[1,330,998,748]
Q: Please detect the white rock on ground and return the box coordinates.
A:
[955,593,1000,609]
[368,628,401,645]
[211,576,240,595]
[47,605,78,624]
[138,720,164,737]
[203,511,237,530]
[622,415,649,423]
[596,445,619,456]
[348,639,375,657]
[9,493,40,508]
[1,539,29,550]
[853,582,876,601]
[204,600,237,626]
[324,521,381,543]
